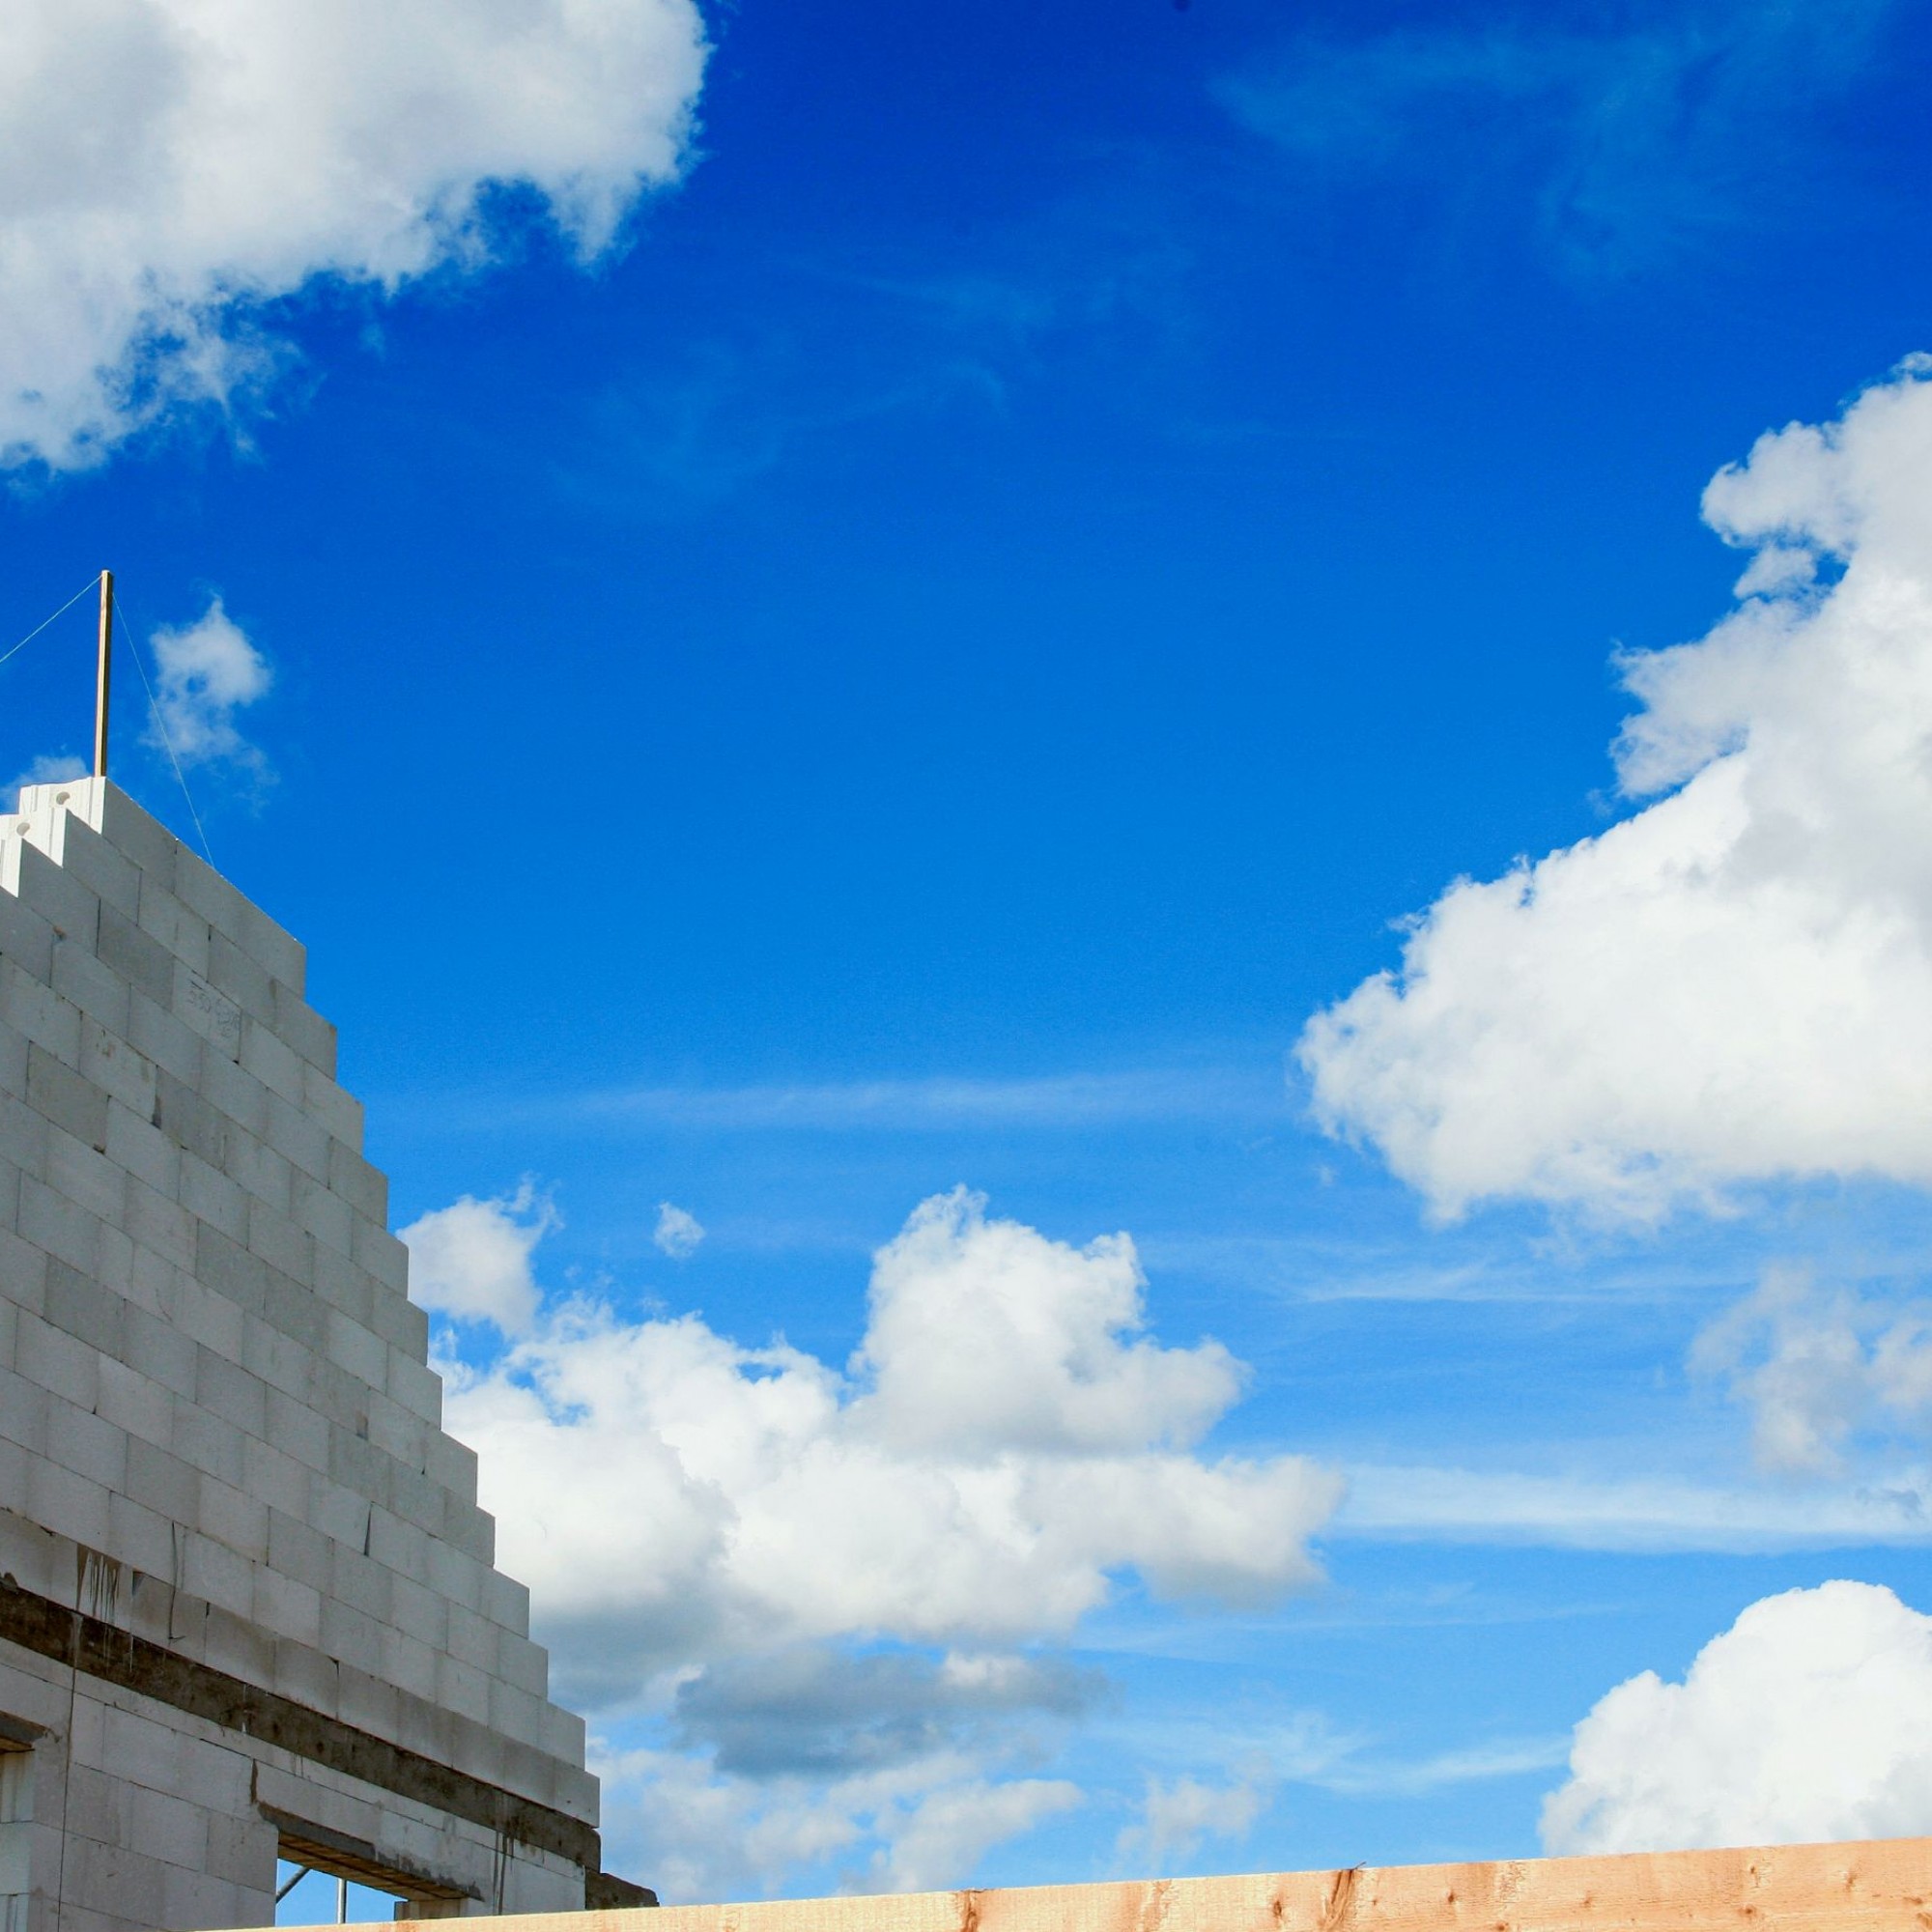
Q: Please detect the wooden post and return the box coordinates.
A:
[93,569,113,781]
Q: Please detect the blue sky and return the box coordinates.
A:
[9,0,1932,1904]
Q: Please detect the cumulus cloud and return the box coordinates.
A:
[444,1187,1339,1695]
[1300,362,1932,1221]
[7,753,87,802]
[0,0,707,469]
[592,1745,865,1905]
[1116,1773,1268,1874]
[670,1648,1098,1780]
[654,1201,705,1258]
[418,1184,1338,1894]
[141,597,272,772]
[1543,1580,1932,1853]
[400,1182,554,1333]
[598,1746,1081,1903]
[854,1192,1243,1458]
[594,1652,1094,1897]
[1692,1267,1932,1475]
[867,1778,1083,1894]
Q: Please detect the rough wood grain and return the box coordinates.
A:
[291,1834,1932,1932]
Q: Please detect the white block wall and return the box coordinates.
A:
[0,781,603,1932]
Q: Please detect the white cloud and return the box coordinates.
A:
[854,1190,1243,1458]
[1299,361,1932,1221]
[444,1188,1340,1698]
[1115,1773,1266,1874]
[451,1065,1275,1136]
[0,0,707,469]
[1692,1267,1932,1474]
[668,1648,1098,1780]
[594,1652,1094,1898]
[400,1182,554,1333]
[425,1184,1338,1896]
[141,597,271,771]
[1318,1738,1567,1798]
[655,1201,705,1258]
[445,1184,1335,1663]
[1335,1462,1932,1551]
[6,753,87,803]
[1543,1580,1932,1854]
[1221,4,1893,276]
[594,1744,870,1903]
[865,1778,1082,1894]
[595,1746,1080,1903]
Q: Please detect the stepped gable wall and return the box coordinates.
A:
[0,779,638,1932]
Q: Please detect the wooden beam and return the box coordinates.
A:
[94,568,112,780]
[312,1836,1932,1932]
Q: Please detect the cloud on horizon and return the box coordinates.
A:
[5,752,87,803]
[597,1740,1084,1902]
[0,0,707,469]
[1543,1580,1932,1852]
[1300,361,1932,1222]
[1115,1772,1268,1875]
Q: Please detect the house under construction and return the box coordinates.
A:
[0,776,647,1930]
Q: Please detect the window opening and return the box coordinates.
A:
[0,1744,32,1932]
[273,1861,405,1927]
[271,1826,467,1925]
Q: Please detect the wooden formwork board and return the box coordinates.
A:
[282,1835,1932,1932]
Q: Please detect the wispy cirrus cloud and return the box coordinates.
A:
[1319,1736,1570,1799]
[1094,1708,1562,1858]
[400,1064,1282,1138]
[1140,1230,1757,1307]
[553,160,1209,518]
[1222,0,1898,274]
[1337,1463,1932,1552]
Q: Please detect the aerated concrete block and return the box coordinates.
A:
[0,781,609,1926]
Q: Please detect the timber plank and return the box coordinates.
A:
[288,1835,1932,1932]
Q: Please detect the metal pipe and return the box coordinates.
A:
[93,570,112,781]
